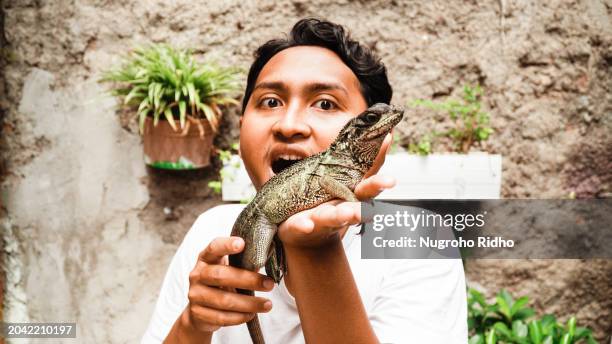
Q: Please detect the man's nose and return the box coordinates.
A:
[271,104,312,140]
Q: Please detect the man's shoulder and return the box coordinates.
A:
[183,203,246,243]
[196,203,246,222]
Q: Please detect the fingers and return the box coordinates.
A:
[194,264,275,292]
[279,201,361,243]
[354,174,396,200]
[189,284,272,314]
[199,236,244,263]
[310,202,360,229]
[281,210,317,234]
[189,304,255,330]
[282,199,363,232]
[187,237,275,333]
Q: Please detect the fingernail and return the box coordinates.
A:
[263,300,272,311]
[383,176,396,187]
[233,239,242,250]
[302,219,315,233]
[263,278,274,290]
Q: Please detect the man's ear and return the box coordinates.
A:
[239,116,243,128]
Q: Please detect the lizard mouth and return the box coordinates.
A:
[271,156,303,174]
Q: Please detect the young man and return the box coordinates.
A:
[142,18,467,343]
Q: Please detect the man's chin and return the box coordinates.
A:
[250,168,275,191]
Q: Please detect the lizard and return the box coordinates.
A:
[229,103,404,344]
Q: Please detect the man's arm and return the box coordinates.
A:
[164,309,213,344]
[285,236,377,343]
[278,175,391,343]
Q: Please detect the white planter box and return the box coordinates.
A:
[221,155,256,202]
[377,153,502,199]
[221,153,502,201]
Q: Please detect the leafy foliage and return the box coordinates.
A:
[101,44,242,134]
[149,160,196,170]
[407,134,433,155]
[409,85,493,153]
[207,180,222,194]
[468,288,598,344]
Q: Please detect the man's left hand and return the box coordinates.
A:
[278,133,395,248]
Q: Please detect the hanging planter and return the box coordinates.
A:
[101,44,242,170]
[143,117,213,169]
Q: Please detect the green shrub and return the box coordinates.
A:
[409,85,493,153]
[468,288,598,344]
[407,134,433,155]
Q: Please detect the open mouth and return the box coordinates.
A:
[271,156,304,174]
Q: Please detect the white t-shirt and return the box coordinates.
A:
[142,204,468,344]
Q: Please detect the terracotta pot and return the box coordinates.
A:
[142,117,214,169]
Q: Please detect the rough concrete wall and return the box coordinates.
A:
[0,0,610,342]
[0,0,6,337]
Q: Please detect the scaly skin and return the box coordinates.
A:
[229,103,404,344]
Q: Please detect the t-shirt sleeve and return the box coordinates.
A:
[140,230,194,343]
[369,259,468,344]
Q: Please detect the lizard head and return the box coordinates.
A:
[331,103,404,170]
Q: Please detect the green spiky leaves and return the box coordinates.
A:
[101,44,242,135]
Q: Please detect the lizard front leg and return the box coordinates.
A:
[265,236,285,284]
[318,175,359,202]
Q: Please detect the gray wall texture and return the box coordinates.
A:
[0,0,610,342]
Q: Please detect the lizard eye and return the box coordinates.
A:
[364,112,381,124]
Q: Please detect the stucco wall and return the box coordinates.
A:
[1,0,610,342]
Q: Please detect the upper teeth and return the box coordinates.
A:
[279,154,302,161]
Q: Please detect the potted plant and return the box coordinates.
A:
[101,44,242,169]
[467,288,598,344]
[378,85,502,200]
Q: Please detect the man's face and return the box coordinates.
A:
[240,46,368,189]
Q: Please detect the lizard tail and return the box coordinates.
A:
[247,315,265,344]
[237,288,266,344]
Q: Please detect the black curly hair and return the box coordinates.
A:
[241,18,393,114]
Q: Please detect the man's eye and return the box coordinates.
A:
[261,98,281,108]
[313,99,336,111]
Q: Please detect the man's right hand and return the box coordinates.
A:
[165,237,274,343]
